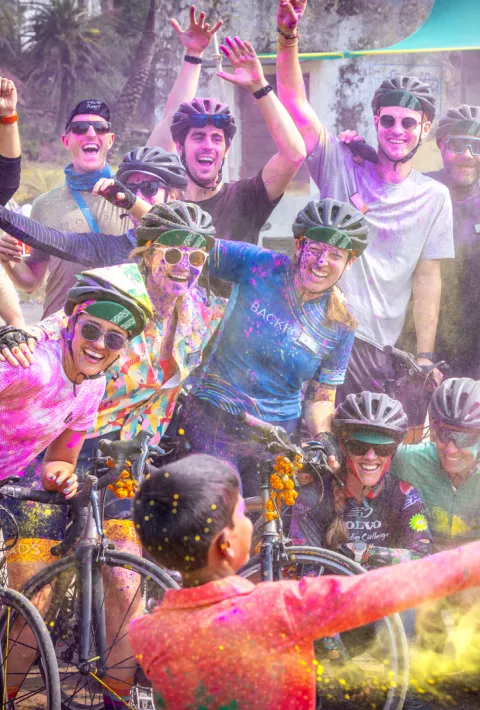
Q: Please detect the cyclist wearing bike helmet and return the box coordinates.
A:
[426,105,480,378]
[276,2,453,410]
[290,392,432,569]
[390,378,480,552]
[147,9,305,246]
[0,145,188,270]
[177,198,366,497]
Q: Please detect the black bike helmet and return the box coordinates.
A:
[292,199,369,256]
[170,97,237,145]
[333,391,408,443]
[436,105,480,145]
[429,378,480,429]
[135,200,216,250]
[65,264,153,339]
[116,146,188,188]
[371,75,436,121]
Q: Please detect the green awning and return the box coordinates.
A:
[260,0,480,60]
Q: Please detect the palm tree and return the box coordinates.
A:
[111,0,157,148]
[0,1,24,70]
[24,0,103,132]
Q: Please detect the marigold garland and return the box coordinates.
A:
[265,454,302,521]
[105,458,139,499]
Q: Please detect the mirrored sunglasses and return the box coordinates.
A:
[154,246,208,268]
[379,114,419,132]
[69,120,112,135]
[435,427,480,448]
[188,114,233,130]
[445,135,480,157]
[127,180,165,197]
[345,438,398,457]
[80,322,127,351]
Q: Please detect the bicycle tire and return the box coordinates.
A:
[20,550,178,710]
[0,586,61,709]
[240,546,409,710]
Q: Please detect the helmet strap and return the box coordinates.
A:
[181,148,223,193]
[378,114,425,171]
[64,312,119,396]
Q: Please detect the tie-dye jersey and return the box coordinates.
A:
[39,288,225,443]
[129,543,480,710]
[0,340,105,476]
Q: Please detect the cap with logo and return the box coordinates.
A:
[65,99,111,131]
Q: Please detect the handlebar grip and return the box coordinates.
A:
[237,411,276,436]
[0,485,69,506]
[383,344,414,362]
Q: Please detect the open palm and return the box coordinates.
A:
[218,38,265,91]
[277,0,308,31]
[170,5,223,54]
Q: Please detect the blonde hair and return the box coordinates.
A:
[325,480,350,550]
[326,284,357,331]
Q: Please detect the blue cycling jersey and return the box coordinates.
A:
[193,240,355,421]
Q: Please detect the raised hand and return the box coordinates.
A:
[0,77,17,117]
[277,0,308,32]
[170,5,223,56]
[218,37,265,93]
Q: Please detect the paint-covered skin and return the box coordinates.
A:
[177,123,228,188]
[435,428,480,486]
[129,541,480,709]
[61,113,114,174]
[147,245,205,304]
[373,106,427,166]
[293,239,353,298]
[439,137,480,188]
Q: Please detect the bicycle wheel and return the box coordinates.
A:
[21,550,177,710]
[240,546,409,710]
[0,586,61,709]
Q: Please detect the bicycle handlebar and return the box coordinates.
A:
[383,344,448,374]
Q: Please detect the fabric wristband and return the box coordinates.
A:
[0,113,18,125]
[416,352,436,360]
[184,55,203,65]
[253,84,273,100]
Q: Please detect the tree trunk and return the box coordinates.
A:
[111,0,156,149]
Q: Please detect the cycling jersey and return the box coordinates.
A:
[289,472,432,565]
[0,340,105,477]
[192,240,355,421]
[0,155,21,206]
[390,441,480,550]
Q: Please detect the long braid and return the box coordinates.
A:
[325,479,350,550]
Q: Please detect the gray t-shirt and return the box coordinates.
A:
[28,184,126,318]
[307,130,454,347]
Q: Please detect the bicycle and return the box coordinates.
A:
[0,432,178,710]
[237,411,409,710]
[382,344,448,443]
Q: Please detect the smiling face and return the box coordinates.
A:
[439,137,480,187]
[374,106,430,163]
[344,445,392,489]
[146,244,206,299]
[294,238,354,297]
[177,124,229,186]
[434,424,480,482]
[123,172,167,206]
[70,313,128,377]
[61,113,114,174]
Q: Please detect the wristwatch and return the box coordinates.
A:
[349,540,368,563]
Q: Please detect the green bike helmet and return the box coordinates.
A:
[292,199,369,256]
[436,105,480,145]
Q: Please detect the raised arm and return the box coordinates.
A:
[0,77,21,206]
[218,37,306,201]
[147,5,223,151]
[0,205,130,268]
[276,0,322,157]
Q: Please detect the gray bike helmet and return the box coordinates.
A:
[371,75,436,121]
[333,391,409,443]
[292,199,369,256]
[436,105,480,145]
[116,146,188,188]
[170,97,237,145]
[135,200,215,250]
[429,378,480,429]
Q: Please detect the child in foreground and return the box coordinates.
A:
[129,454,480,710]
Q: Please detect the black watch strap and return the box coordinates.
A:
[417,351,436,360]
[253,84,273,100]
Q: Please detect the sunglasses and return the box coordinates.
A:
[127,180,165,197]
[379,115,419,132]
[154,246,208,268]
[345,438,398,457]
[445,135,480,157]
[68,120,112,135]
[80,322,127,351]
[188,114,233,130]
[435,427,480,448]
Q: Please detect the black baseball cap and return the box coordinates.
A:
[65,99,111,131]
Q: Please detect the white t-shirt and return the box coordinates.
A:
[307,129,454,347]
[0,340,106,476]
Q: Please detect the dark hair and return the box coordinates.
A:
[133,454,239,572]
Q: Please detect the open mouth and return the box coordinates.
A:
[82,143,100,155]
[358,463,380,473]
[168,274,188,283]
[311,268,329,279]
[83,347,104,363]
[443,453,463,462]
[197,156,214,167]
